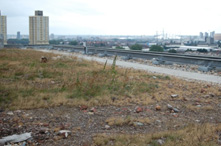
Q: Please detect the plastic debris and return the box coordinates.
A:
[0,133,32,144]
[59,130,71,138]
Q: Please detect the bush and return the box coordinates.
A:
[185,49,193,52]
[197,49,208,53]
[69,41,78,45]
[116,46,124,49]
[130,44,142,50]
[150,45,164,52]
[168,49,177,53]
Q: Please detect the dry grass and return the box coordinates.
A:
[0,49,220,110]
[93,123,221,146]
[185,104,215,111]
[105,116,150,126]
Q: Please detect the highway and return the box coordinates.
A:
[53,45,221,68]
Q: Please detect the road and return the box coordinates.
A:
[38,49,221,84]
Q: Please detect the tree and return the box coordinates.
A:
[185,49,193,52]
[197,49,208,53]
[69,40,78,45]
[149,45,164,52]
[168,49,177,53]
[49,39,63,45]
[116,46,124,49]
[130,44,142,50]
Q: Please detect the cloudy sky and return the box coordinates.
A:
[1,0,221,35]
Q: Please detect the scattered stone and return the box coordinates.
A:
[167,104,173,110]
[7,111,14,116]
[204,95,210,98]
[153,76,157,79]
[135,107,143,113]
[167,104,179,113]
[15,110,21,113]
[155,105,161,111]
[133,122,144,126]
[172,113,178,117]
[40,56,48,63]
[195,120,200,123]
[173,108,179,113]
[105,125,110,130]
[80,105,88,111]
[201,89,206,93]
[54,127,61,132]
[157,139,165,145]
[209,93,215,97]
[111,97,117,102]
[89,107,96,113]
[88,112,94,115]
[171,94,179,98]
[39,127,49,134]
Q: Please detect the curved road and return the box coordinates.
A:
[38,49,221,85]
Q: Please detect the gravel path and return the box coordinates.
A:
[38,49,221,84]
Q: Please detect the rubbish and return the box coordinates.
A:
[157,139,165,145]
[80,105,88,110]
[133,122,144,126]
[105,125,110,130]
[40,56,48,63]
[171,94,179,98]
[7,111,14,116]
[0,133,32,144]
[59,130,71,138]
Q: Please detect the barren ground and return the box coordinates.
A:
[0,49,221,146]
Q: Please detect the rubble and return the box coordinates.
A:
[135,107,143,113]
[167,104,180,113]
[40,56,48,63]
[105,125,110,130]
[155,105,161,111]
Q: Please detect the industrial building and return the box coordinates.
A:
[29,10,49,45]
[214,33,221,41]
[0,11,7,45]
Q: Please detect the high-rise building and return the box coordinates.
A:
[0,11,7,45]
[0,34,4,48]
[204,32,209,37]
[17,31,21,40]
[210,31,215,38]
[29,10,49,45]
[199,32,203,39]
[50,33,54,40]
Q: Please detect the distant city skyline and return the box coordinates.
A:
[1,0,221,36]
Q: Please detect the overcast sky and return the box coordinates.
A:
[1,0,221,35]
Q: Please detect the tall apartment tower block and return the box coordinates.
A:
[29,10,49,45]
[0,11,7,45]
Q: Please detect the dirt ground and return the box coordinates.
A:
[1,99,221,145]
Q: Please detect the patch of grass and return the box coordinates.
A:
[105,116,150,126]
[0,85,18,106]
[0,49,220,110]
[93,123,221,146]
